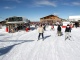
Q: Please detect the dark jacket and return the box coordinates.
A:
[65,26,71,32]
[57,25,61,31]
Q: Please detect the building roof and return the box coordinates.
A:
[5,16,30,24]
[40,14,58,19]
[6,21,24,24]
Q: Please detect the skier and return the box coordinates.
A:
[37,24,44,41]
[65,24,71,40]
[57,25,61,36]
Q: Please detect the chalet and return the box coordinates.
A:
[40,15,62,24]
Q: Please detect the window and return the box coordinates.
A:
[8,17,23,22]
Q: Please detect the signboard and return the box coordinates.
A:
[62,22,70,28]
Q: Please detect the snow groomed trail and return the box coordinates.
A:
[0,26,80,60]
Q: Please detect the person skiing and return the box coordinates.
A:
[57,25,61,36]
[37,24,44,41]
[65,24,71,40]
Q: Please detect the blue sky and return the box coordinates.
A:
[0,0,80,21]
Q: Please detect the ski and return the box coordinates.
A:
[65,37,71,40]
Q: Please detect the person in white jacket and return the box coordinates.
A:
[37,24,44,41]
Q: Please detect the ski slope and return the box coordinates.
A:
[0,26,80,60]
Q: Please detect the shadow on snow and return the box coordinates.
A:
[30,27,36,30]
[0,40,34,56]
[44,35,51,40]
[0,40,34,42]
[0,34,6,36]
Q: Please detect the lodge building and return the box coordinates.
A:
[40,15,62,24]
[5,16,30,33]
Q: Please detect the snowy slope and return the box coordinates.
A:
[0,26,80,60]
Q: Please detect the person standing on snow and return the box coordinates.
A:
[42,24,46,31]
[57,25,61,36]
[65,24,71,40]
[37,24,44,41]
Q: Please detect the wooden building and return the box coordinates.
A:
[40,15,62,24]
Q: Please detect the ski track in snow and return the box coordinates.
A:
[0,26,80,60]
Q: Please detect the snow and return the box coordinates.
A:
[0,25,80,60]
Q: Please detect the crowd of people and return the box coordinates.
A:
[36,24,72,41]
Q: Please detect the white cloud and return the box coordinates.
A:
[53,13,59,15]
[63,2,80,6]
[14,0,21,3]
[34,0,57,7]
[4,0,22,3]
[72,2,80,6]
[4,6,16,9]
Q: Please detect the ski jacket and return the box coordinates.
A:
[65,26,71,32]
[57,25,61,31]
[38,27,44,33]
